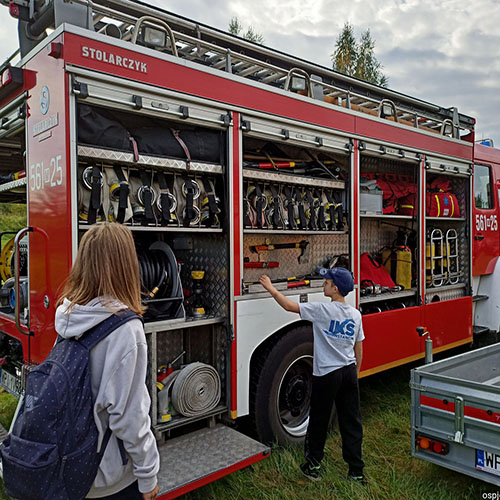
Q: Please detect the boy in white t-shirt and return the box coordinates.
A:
[259,267,365,484]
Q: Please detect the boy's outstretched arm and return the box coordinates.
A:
[259,275,300,313]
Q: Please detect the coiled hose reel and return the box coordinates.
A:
[137,241,184,320]
[158,362,221,418]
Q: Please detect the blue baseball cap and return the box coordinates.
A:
[318,267,354,296]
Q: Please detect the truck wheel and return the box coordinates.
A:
[251,326,315,446]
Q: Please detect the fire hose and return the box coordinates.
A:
[137,241,183,319]
[159,362,221,418]
[172,362,221,416]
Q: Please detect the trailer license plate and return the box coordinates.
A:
[0,369,22,397]
[476,449,500,476]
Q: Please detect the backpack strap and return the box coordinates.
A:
[80,309,141,466]
[78,309,142,351]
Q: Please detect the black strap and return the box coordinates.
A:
[201,177,218,227]
[183,178,196,226]
[282,186,296,229]
[113,166,129,224]
[139,171,155,224]
[269,184,281,229]
[295,188,307,229]
[305,189,317,230]
[243,196,249,225]
[157,172,172,223]
[333,191,344,231]
[254,184,264,229]
[316,190,326,230]
[325,190,336,230]
[88,166,102,225]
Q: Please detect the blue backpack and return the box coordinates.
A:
[0,309,140,500]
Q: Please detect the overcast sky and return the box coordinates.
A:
[1,0,499,146]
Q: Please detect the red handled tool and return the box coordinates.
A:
[244,261,280,269]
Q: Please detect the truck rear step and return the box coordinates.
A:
[157,424,269,499]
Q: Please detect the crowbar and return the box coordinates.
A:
[249,239,310,264]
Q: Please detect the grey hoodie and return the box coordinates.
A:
[55,298,159,497]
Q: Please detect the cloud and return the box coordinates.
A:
[0,0,498,143]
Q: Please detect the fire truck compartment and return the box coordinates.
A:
[411,343,500,486]
[156,424,269,498]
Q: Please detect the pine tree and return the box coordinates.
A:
[332,23,388,87]
[228,16,265,45]
[331,22,357,77]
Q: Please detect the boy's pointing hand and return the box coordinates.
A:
[259,275,273,292]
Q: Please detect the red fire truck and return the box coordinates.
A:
[0,0,498,496]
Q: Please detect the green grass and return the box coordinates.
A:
[0,203,27,234]
[185,360,498,500]
[0,353,497,499]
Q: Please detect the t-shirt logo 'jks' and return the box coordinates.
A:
[322,319,356,340]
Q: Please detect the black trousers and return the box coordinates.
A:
[90,481,142,500]
[304,363,364,476]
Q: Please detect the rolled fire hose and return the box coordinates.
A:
[171,362,221,417]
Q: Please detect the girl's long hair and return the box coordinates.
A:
[57,223,145,315]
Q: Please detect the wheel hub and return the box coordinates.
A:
[277,354,313,437]
[284,376,308,416]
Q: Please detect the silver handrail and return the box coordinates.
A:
[14,227,32,336]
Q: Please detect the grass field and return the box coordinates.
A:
[0,350,498,499]
[185,355,498,500]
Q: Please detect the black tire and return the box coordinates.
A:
[250,325,315,446]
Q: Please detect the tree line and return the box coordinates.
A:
[228,17,388,87]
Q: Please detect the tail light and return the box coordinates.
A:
[416,435,449,455]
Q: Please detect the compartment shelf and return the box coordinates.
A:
[145,315,225,333]
[360,214,415,220]
[426,217,466,222]
[242,168,344,189]
[0,177,26,194]
[360,288,417,304]
[154,405,227,434]
[79,224,223,233]
[78,145,223,174]
[243,229,346,235]
[238,286,324,300]
[425,283,466,293]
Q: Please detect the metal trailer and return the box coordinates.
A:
[411,343,500,485]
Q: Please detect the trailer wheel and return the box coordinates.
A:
[251,326,316,446]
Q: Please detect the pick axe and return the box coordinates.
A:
[249,239,310,264]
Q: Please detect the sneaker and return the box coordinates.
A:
[300,462,321,482]
[347,474,366,485]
